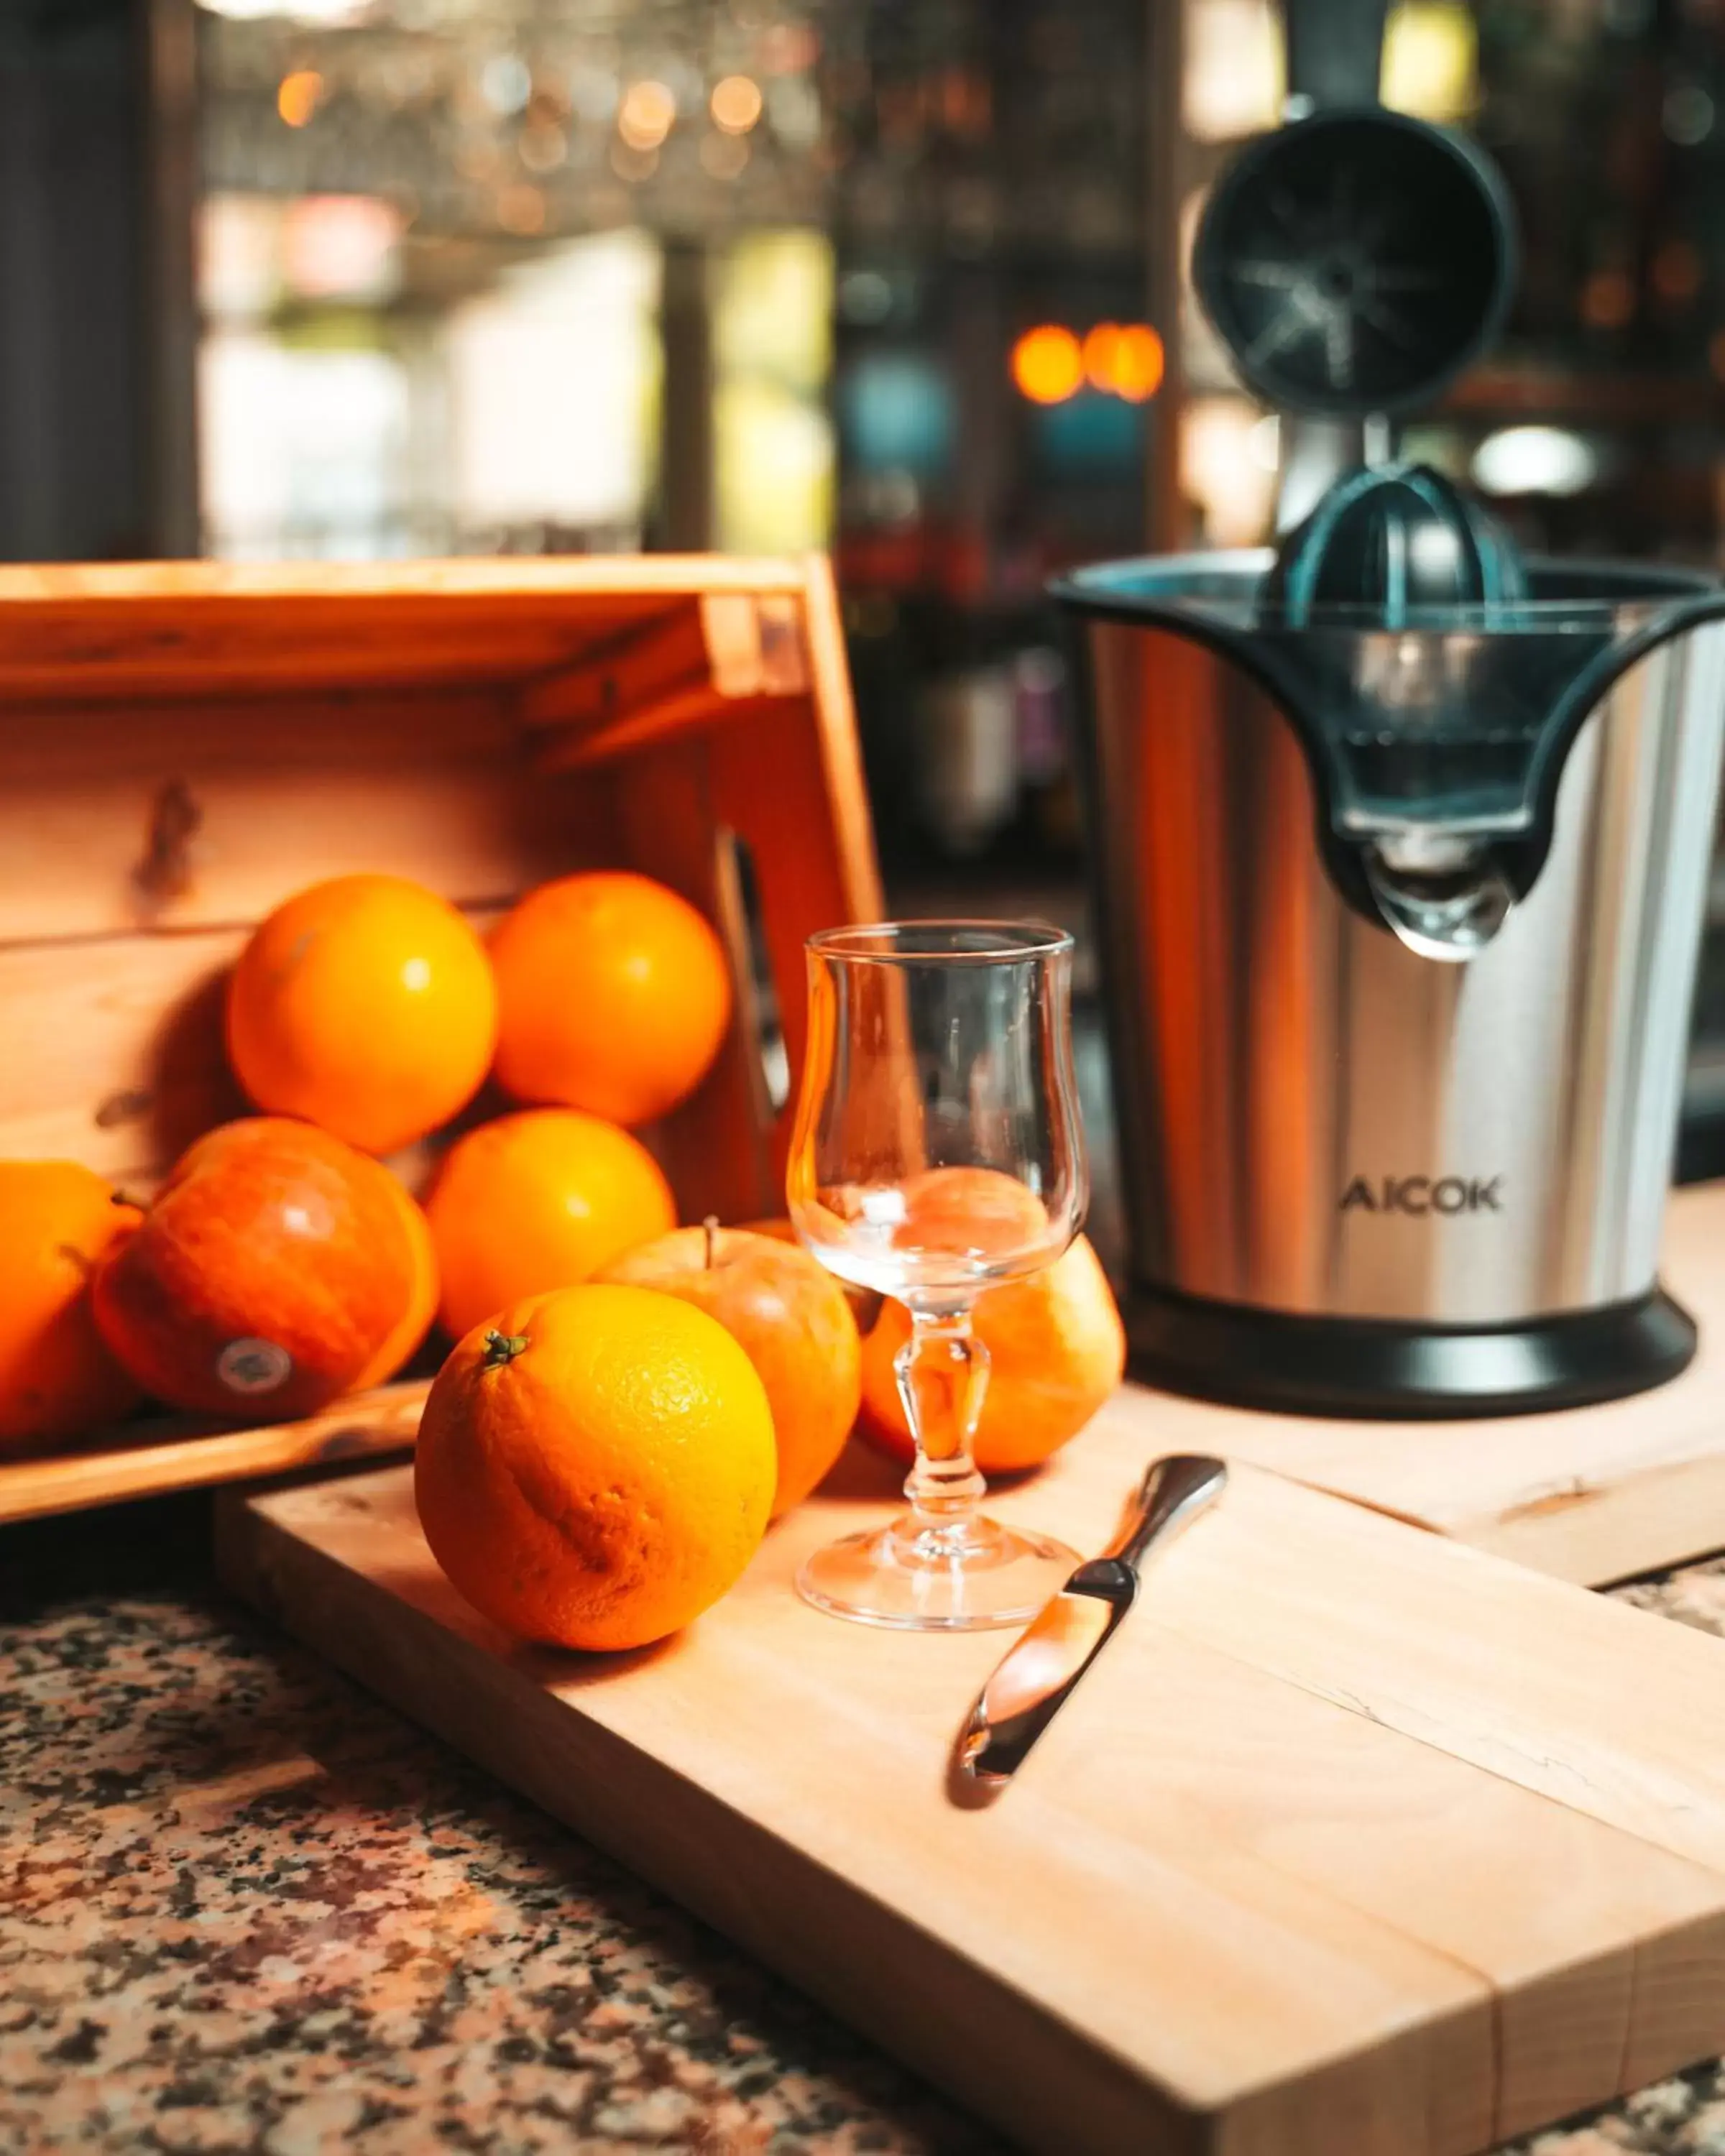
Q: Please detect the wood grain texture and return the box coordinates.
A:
[799,553,885,929]
[218,1408,1725,2156]
[517,591,804,738]
[0,924,252,1179]
[0,691,610,942]
[517,600,710,732]
[1151,1181,1725,1588]
[0,556,809,704]
[0,556,809,602]
[534,689,811,775]
[604,743,779,1225]
[0,1379,428,1524]
[0,908,502,1187]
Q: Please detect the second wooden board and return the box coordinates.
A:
[220,1403,1725,2156]
[1123,1178,1725,1588]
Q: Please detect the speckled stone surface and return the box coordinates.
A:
[4,1492,1725,2156]
[0,1494,998,2155]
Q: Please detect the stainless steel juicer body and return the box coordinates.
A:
[1060,555,1725,1416]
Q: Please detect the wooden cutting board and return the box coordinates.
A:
[1131,1179,1725,1589]
[218,1396,1725,2156]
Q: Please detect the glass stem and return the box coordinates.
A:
[895,1304,990,1539]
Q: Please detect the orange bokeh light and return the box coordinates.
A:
[1085,321,1164,401]
[1652,239,1703,304]
[1082,322,1121,390]
[1580,269,1634,331]
[710,75,763,134]
[495,184,547,236]
[277,70,323,129]
[1011,325,1085,405]
[618,79,677,152]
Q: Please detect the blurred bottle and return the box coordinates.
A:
[1013,643,1080,856]
[916,660,1018,857]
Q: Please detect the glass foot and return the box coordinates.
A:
[796,1512,1079,1630]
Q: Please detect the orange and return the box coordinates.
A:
[893,1165,1052,1263]
[860,1235,1126,1473]
[415,1284,776,1649]
[353,1171,439,1391]
[426,1109,677,1340]
[226,873,498,1156]
[489,871,732,1125]
[0,1162,142,1453]
[602,1222,861,1516]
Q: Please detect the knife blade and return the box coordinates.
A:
[957,1454,1228,1789]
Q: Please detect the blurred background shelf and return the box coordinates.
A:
[15,0,1725,1176]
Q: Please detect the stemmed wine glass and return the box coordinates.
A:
[786,921,1089,1629]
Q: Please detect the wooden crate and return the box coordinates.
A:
[0,554,880,1524]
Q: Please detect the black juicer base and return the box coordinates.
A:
[1126,1284,1697,1421]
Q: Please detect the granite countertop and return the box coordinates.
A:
[5,1491,1725,2156]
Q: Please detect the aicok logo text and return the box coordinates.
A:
[1339,1175,1504,1216]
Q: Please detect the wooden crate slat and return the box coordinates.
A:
[0,560,814,703]
[603,738,779,1225]
[0,906,507,1189]
[517,599,713,732]
[797,555,883,926]
[704,694,873,1189]
[534,688,809,775]
[0,926,251,1182]
[0,1380,429,1524]
[521,597,809,759]
[0,555,811,604]
[0,693,615,943]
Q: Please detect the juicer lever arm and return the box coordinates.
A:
[1269,0,1394,517]
[1283,0,1390,109]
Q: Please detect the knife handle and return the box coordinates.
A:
[1111,1455,1228,1575]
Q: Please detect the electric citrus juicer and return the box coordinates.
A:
[1056,0,1725,1416]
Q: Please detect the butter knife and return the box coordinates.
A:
[957,1454,1228,1789]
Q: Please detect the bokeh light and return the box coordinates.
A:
[1083,322,1164,401]
[1652,239,1703,305]
[1011,325,1084,405]
[1382,2,1476,123]
[1580,269,1634,331]
[711,75,763,134]
[282,195,402,300]
[277,70,323,127]
[618,79,676,152]
[1473,425,1598,498]
[494,185,547,236]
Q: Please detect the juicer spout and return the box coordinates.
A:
[1360,834,1516,960]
